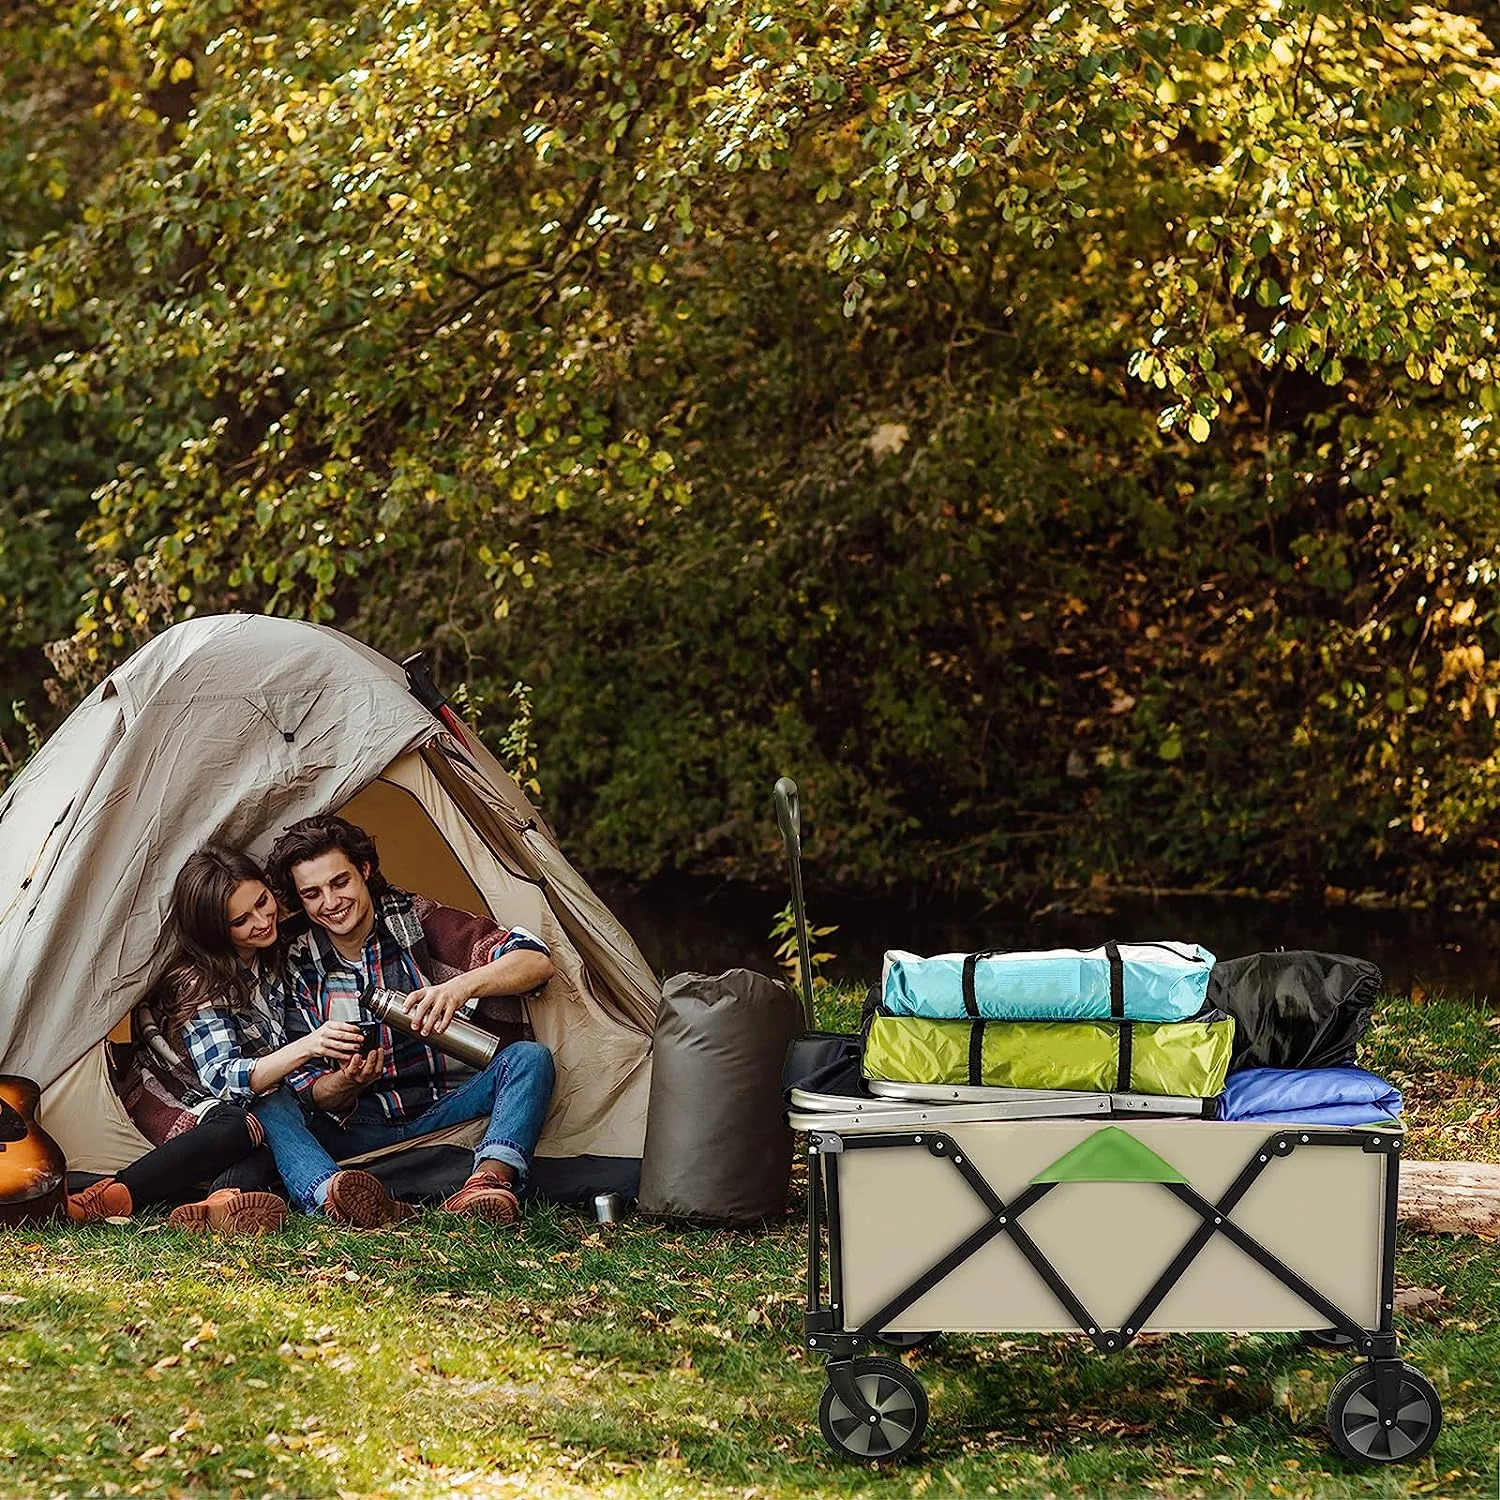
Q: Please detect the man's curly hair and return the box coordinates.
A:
[267,814,390,909]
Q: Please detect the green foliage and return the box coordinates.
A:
[490,679,543,800]
[769,901,838,996]
[0,700,42,795]
[5,1,1500,903]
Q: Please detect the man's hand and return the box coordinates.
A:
[340,1047,386,1085]
[404,977,474,1037]
[309,1045,384,1110]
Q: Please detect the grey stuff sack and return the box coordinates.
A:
[638,969,803,1226]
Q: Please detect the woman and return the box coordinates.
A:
[67,846,364,1232]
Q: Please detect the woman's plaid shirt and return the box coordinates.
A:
[178,962,292,1102]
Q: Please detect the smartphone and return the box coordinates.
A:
[356,1020,383,1057]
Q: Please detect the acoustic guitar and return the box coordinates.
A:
[0,1075,67,1226]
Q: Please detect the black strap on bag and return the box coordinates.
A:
[968,1020,986,1086]
[1116,1020,1134,1090]
[1105,939,1125,1019]
[962,949,1011,1019]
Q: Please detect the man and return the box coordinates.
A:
[250,814,555,1227]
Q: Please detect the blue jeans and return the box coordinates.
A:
[251,1041,555,1213]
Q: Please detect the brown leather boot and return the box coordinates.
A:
[323,1170,418,1228]
[440,1170,520,1225]
[66,1177,133,1224]
[167,1188,289,1235]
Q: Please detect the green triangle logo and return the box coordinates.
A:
[1031,1126,1187,1185]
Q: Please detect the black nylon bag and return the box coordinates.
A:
[1207,950,1381,1071]
[639,969,802,1225]
[781,1031,864,1100]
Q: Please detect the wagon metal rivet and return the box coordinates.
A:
[998,1217,1006,1225]
[1259,1155,1268,1162]
[955,1156,963,1163]
[1214,1217,1222,1225]
[1300,1135,1309,1143]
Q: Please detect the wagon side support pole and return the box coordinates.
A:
[804,1133,882,1427]
[1377,1136,1401,1339]
[1364,1135,1408,1430]
[804,1132,849,1338]
[805,1139,826,1320]
[773,777,817,1029]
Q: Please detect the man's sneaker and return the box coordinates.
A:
[167,1188,289,1235]
[66,1177,133,1224]
[440,1170,519,1225]
[323,1170,417,1228]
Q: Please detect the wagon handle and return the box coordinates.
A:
[773,777,816,1029]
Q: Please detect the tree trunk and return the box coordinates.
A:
[1398,1160,1500,1237]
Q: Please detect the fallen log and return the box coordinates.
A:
[1398,1160,1500,1237]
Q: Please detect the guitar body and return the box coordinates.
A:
[0,1075,67,1226]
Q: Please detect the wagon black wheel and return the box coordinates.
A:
[875,1330,939,1352]
[818,1356,928,1462]
[1304,1328,1358,1350]
[1326,1362,1441,1464]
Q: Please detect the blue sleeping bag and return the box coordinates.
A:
[1217,1066,1402,1126]
[881,942,1216,1024]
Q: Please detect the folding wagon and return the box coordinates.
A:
[788,1089,1441,1466]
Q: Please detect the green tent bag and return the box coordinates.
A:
[863,1011,1235,1097]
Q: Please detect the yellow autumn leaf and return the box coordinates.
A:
[170,57,194,83]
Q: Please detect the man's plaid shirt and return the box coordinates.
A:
[179,961,293,1103]
[283,889,548,1122]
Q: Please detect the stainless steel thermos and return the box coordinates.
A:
[363,987,500,1070]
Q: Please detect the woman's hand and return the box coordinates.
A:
[306,1020,363,1064]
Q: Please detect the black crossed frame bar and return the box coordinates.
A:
[804,1125,1402,1361]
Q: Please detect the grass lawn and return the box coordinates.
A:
[2,990,1498,1499]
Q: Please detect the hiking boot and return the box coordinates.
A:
[323,1170,417,1228]
[66,1177,133,1224]
[167,1188,289,1235]
[440,1170,519,1226]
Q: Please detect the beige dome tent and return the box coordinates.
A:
[0,614,659,1179]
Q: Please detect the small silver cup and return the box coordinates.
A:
[593,1192,624,1225]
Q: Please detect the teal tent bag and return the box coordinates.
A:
[881,941,1216,1025]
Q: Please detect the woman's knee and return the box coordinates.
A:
[250,1087,299,1123]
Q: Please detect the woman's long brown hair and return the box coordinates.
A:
[161,845,283,1040]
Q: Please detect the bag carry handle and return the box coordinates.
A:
[773,776,816,1030]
